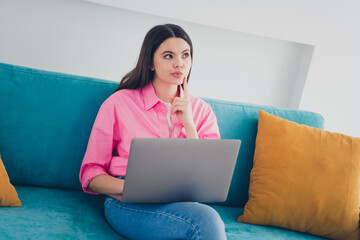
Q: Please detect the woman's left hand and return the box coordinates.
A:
[168,77,195,130]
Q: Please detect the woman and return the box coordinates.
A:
[79,24,226,240]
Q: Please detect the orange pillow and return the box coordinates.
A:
[238,110,360,240]
[0,155,22,207]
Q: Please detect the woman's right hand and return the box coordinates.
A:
[88,174,125,196]
[108,194,122,201]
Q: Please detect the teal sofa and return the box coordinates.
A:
[0,62,327,239]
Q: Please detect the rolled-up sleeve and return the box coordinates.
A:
[197,103,221,140]
[79,103,119,194]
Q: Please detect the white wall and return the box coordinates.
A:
[0,0,312,110]
[86,0,360,138]
[1,0,359,137]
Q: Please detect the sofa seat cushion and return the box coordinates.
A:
[1,185,328,240]
[208,204,327,240]
[1,186,123,240]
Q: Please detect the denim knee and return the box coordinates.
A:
[104,198,226,240]
[187,203,226,240]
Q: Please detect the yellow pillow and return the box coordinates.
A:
[0,155,22,207]
[238,110,360,240]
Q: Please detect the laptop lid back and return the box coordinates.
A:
[122,138,241,203]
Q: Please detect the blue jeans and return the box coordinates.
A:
[104,197,227,240]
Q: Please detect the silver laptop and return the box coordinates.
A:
[121,138,241,203]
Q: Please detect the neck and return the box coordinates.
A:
[152,79,178,103]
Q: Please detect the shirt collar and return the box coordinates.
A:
[141,82,184,111]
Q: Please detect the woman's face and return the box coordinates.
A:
[151,37,192,86]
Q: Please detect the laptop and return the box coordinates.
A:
[121,138,241,203]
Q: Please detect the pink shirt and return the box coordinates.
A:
[79,82,221,194]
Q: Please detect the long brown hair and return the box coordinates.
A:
[114,24,193,92]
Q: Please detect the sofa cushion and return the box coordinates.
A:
[1,186,122,239]
[237,110,360,240]
[0,155,21,207]
[204,98,324,206]
[1,185,327,240]
[208,205,326,240]
[0,62,117,191]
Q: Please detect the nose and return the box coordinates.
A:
[173,57,184,69]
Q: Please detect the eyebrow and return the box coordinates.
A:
[161,49,190,55]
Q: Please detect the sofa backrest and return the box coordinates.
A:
[0,62,324,207]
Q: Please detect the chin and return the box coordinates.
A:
[168,79,182,86]
[175,78,184,84]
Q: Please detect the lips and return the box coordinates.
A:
[172,71,183,78]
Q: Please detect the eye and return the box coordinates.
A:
[183,52,190,58]
[164,54,172,59]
